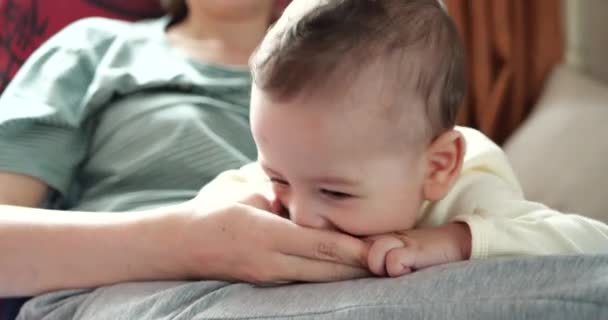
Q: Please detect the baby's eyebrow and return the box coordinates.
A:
[312,176,357,186]
[260,163,282,177]
[260,162,357,186]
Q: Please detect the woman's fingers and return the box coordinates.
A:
[190,171,374,284]
[273,253,371,283]
[271,220,369,268]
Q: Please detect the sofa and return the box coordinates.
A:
[505,64,608,225]
[504,0,608,226]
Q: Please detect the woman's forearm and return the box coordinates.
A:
[0,204,184,297]
[0,180,373,297]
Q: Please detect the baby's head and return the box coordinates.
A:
[250,0,466,236]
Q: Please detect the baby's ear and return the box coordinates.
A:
[422,130,465,201]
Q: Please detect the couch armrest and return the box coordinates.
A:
[504,64,608,224]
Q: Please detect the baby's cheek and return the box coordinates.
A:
[340,207,415,236]
[330,208,384,236]
[376,204,419,233]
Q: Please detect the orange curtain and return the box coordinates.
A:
[445,0,564,144]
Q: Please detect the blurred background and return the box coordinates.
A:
[446,0,607,143]
[2,0,605,143]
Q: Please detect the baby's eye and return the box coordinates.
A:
[270,177,289,186]
[320,189,353,200]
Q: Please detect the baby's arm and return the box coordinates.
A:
[370,171,608,278]
[447,127,608,258]
[365,157,608,277]
[450,171,608,258]
[364,169,608,277]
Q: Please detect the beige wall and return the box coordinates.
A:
[562,0,608,84]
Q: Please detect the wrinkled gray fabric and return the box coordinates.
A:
[18,255,608,320]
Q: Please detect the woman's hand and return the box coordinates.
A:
[365,223,472,277]
[168,202,370,284]
[161,166,371,284]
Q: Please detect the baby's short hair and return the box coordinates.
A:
[252,0,466,139]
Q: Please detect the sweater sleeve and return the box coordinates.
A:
[0,18,117,195]
[421,127,608,259]
[452,171,608,259]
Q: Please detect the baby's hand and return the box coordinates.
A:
[365,222,472,277]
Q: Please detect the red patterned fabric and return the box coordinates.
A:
[0,0,164,92]
[277,0,291,9]
[0,0,294,93]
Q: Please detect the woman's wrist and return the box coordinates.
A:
[43,203,199,291]
[95,201,212,285]
[129,203,201,281]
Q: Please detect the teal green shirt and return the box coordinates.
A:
[0,17,256,211]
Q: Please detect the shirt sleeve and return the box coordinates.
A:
[0,19,115,196]
[452,171,608,259]
[422,127,608,259]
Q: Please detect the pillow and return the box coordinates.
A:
[504,64,608,224]
[0,0,163,93]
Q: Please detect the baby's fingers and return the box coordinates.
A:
[385,247,416,277]
[367,237,404,276]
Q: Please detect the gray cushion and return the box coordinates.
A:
[504,65,608,224]
[18,255,608,320]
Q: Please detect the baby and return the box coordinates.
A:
[230,0,608,277]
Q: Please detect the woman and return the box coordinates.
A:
[0,0,368,298]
